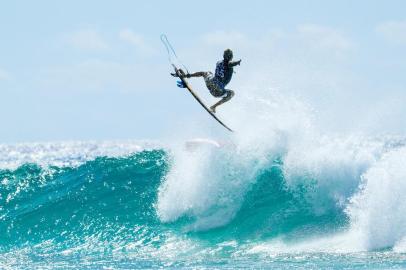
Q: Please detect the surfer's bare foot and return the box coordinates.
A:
[179,70,191,78]
[178,69,186,76]
[210,106,216,113]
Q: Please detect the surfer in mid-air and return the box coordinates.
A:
[172,49,241,113]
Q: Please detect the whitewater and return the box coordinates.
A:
[1,90,406,269]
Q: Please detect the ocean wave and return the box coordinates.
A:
[0,134,405,270]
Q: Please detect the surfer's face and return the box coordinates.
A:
[223,49,233,62]
[224,55,233,62]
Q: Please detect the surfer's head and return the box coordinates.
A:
[223,49,233,62]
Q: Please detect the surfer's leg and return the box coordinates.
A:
[171,71,208,79]
[210,89,234,113]
[187,71,206,78]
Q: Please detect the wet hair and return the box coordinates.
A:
[223,49,233,61]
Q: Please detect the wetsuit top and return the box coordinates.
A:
[214,60,233,89]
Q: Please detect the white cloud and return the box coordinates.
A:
[297,24,353,51]
[40,60,131,92]
[37,59,161,94]
[119,29,155,54]
[190,26,353,74]
[0,68,10,81]
[67,29,109,51]
[119,29,144,47]
[201,31,246,46]
[376,21,406,44]
[198,25,352,56]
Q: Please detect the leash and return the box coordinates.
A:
[160,34,189,74]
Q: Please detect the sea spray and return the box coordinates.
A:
[347,146,406,251]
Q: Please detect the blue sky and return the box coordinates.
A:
[1,1,406,142]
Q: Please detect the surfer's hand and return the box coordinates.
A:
[230,60,241,67]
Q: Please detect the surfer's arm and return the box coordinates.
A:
[229,60,241,67]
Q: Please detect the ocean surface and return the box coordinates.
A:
[1,136,406,269]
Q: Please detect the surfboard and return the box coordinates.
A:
[172,64,233,132]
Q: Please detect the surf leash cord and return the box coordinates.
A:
[160,34,189,74]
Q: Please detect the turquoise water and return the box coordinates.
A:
[1,141,406,269]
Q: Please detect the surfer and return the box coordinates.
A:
[172,49,241,113]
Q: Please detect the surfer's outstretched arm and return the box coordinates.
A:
[229,59,241,67]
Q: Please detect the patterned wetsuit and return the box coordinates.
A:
[204,60,234,97]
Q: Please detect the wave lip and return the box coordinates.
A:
[0,140,160,169]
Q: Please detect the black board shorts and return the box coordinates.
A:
[203,72,228,97]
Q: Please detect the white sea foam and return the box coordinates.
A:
[283,135,389,215]
[347,146,406,251]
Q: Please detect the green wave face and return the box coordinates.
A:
[0,150,167,251]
